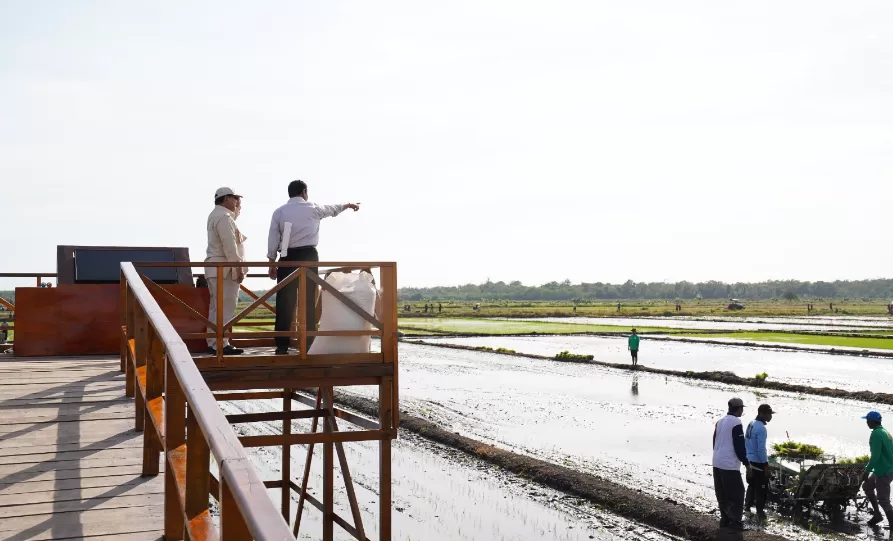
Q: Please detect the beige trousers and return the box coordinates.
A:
[207,277,240,349]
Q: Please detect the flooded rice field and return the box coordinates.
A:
[352,343,887,539]
[494,316,891,332]
[414,335,893,393]
[219,396,676,541]
[687,316,893,328]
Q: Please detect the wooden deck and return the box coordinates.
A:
[0,355,163,541]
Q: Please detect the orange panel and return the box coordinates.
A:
[13,284,211,357]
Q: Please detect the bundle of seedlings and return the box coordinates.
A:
[771,441,825,460]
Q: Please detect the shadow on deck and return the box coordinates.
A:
[0,355,163,541]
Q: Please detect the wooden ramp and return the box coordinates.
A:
[0,355,163,541]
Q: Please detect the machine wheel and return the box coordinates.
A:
[821,499,846,517]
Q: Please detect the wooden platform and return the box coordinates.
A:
[0,355,163,541]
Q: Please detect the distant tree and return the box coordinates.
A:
[396,278,893,302]
[782,290,798,301]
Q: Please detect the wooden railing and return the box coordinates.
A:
[121,262,295,540]
[121,260,399,541]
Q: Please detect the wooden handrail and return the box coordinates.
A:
[0,272,56,288]
[121,262,294,540]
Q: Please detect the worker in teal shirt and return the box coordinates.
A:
[628,328,640,367]
[862,411,893,527]
[744,404,774,521]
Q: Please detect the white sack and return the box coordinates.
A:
[308,271,378,355]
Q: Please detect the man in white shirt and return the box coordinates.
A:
[712,397,751,531]
[266,180,360,354]
[204,187,247,356]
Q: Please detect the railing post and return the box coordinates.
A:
[143,327,165,475]
[282,388,291,521]
[133,306,149,432]
[120,271,127,373]
[379,377,394,541]
[298,267,307,359]
[185,404,210,524]
[324,384,334,541]
[216,265,224,364]
[165,357,186,540]
[380,264,399,428]
[125,287,136,398]
[220,474,251,541]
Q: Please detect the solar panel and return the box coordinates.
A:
[74,248,179,283]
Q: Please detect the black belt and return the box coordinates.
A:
[286,246,317,253]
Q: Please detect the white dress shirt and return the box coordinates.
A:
[267,197,345,259]
[205,205,247,280]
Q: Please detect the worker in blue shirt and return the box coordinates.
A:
[744,404,774,521]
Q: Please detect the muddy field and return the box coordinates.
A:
[349,343,885,539]
[414,335,893,393]
[499,316,891,332]
[217,396,677,541]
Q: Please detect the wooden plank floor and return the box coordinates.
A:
[0,356,163,541]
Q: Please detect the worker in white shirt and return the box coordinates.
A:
[712,397,751,531]
[266,180,360,355]
[204,187,247,356]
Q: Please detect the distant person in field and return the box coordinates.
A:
[0,321,7,343]
[861,411,893,527]
[628,328,640,367]
[267,179,360,355]
[204,187,247,356]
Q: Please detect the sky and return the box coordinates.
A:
[1,1,891,289]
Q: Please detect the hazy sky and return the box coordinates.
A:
[1,1,891,289]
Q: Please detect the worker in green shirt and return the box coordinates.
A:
[861,411,893,527]
[628,328,640,367]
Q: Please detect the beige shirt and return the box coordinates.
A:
[204,205,247,280]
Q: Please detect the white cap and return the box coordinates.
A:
[214,187,242,200]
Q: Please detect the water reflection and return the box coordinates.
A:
[630,374,639,397]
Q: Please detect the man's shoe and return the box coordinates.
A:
[868,513,885,526]
[274,347,289,355]
[209,345,244,356]
[756,510,767,523]
[719,518,730,528]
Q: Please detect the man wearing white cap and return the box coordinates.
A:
[712,397,750,531]
[204,187,247,355]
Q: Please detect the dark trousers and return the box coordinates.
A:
[714,467,745,527]
[745,462,769,512]
[274,246,319,350]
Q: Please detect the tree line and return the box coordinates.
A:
[4,277,893,305]
[398,278,893,302]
